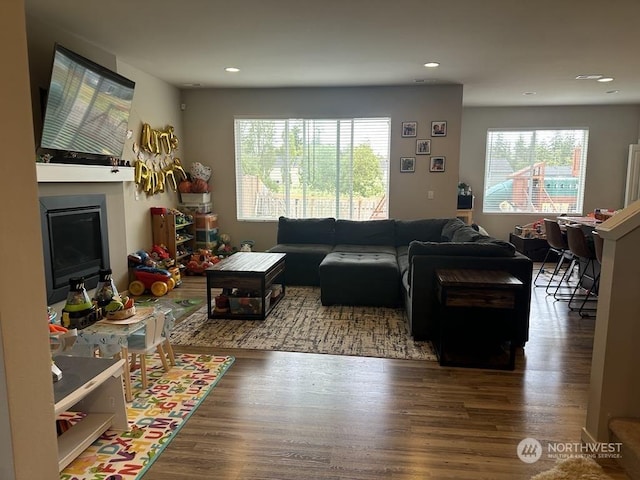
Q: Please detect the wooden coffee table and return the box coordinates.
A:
[205,252,286,320]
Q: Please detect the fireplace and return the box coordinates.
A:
[40,194,110,305]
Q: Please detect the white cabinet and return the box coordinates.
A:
[53,355,128,471]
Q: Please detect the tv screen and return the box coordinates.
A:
[40,44,135,159]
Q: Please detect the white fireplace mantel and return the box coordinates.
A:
[36,163,135,183]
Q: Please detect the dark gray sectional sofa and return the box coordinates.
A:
[267,216,533,345]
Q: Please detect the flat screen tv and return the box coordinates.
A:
[40,44,135,161]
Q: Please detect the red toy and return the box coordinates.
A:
[185,248,221,275]
[128,267,176,296]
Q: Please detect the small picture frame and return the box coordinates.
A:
[400,157,415,173]
[401,121,417,137]
[416,139,431,155]
[430,156,446,172]
[431,121,447,137]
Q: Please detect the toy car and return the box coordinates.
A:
[128,266,176,296]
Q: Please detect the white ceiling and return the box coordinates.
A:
[23,0,640,107]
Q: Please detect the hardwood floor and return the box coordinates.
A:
[143,273,628,479]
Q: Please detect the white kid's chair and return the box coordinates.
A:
[128,311,170,389]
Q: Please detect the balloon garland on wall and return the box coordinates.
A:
[133,123,187,195]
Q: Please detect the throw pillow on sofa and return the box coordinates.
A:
[440,218,469,241]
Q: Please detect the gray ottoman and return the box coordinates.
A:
[319,251,400,307]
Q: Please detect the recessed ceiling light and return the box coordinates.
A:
[606,90,619,94]
[576,74,603,80]
[522,91,537,96]
[423,62,440,68]
[597,77,614,82]
[225,67,240,73]
[182,83,201,88]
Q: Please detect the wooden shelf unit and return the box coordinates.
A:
[53,356,128,471]
[151,211,196,262]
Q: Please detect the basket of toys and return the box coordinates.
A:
[104,296,136,320]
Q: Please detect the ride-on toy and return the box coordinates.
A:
[128,266,176,296]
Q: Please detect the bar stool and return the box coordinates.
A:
[564,225,598,314]
[575,231,604,317]
[534,219,576,296]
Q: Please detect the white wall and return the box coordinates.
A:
[181,85,463,251]
[461,105,640,240]
[1,1,59,478]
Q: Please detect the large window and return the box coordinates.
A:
[234,117,390,220]
[483,128,589,214]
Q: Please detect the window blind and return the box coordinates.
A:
[234,117,390,221]
[483,128,589,214]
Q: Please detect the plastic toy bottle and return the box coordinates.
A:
[93,268,119,307]
[61,277,98,328]
[64,277,93,312]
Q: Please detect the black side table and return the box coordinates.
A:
[434,269,524,370]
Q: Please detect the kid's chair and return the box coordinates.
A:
[128,311,171,389]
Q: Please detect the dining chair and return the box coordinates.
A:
[128,311,171,389]
[564,225,599,314]
[534,219,576,297]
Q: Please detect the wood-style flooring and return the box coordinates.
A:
[142,273,628,480]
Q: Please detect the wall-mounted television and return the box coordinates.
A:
[40,44,135,162]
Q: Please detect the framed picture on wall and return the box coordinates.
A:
[430,156,446,172]
[431,121,447,137]
[400,157,415,173]
[401,121,417,137]
[416,139,431,155]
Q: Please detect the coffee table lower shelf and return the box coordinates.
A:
[210,292,285,320]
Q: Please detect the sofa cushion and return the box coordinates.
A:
[268,243,334,256]
[332,244,397,255]
[319,252,400,307]
[276,217,335,245]
[408,239,516,259]
[394,218,450,246]
[396,247,409,278]
[335,219,395,246]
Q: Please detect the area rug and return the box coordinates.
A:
[170,286,436,361]
[59,353,234,480]
[530,457,615,480]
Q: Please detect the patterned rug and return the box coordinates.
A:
[59,353,234,480]
[530,457,615,479]
[170,286,436,361]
